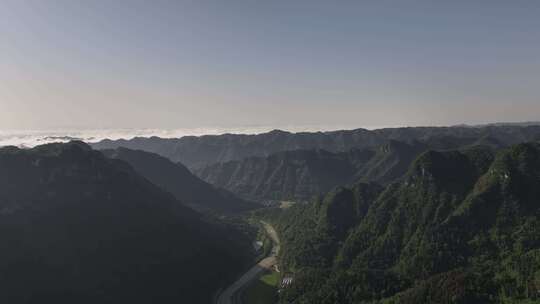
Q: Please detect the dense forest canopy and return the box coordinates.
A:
[256,143,540,303]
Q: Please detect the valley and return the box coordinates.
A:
[2,124,540,303]
[253,143,540,303]
[3,3,538,303]
[217,222,280,304]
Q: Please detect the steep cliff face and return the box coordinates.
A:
[354,140,428,184]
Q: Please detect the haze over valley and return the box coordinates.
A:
[1,1,540,303]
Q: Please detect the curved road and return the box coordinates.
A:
[216,221,279,304]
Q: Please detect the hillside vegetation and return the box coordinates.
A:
[0,142,253,304]
[256,143,540,303]
[196,141,426,202]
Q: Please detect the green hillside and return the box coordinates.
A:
[257,143,540,303]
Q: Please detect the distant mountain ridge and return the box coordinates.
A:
[195,141,427,202]
[91,125,540,169]
[196,148,368,202]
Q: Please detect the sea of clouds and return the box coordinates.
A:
[0,124,387,148]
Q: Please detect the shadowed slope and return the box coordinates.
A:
[196,141,426,202]
[102,147,257,213]
[0,142,252,304]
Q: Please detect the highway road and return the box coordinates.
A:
[216,221,279,304]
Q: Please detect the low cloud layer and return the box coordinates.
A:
[0,124,387,148]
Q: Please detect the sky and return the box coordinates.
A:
[0,0,539,131]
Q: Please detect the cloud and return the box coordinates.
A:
[0,124,393,148]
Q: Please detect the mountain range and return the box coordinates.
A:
[91,125,540,169]
[195,140,427,202]
[2,124,540,303]
[0,142,253,304]
[257,143,540,303]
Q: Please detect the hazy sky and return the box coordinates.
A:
[1,1,539,130]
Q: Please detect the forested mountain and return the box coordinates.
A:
[0,142,253,304]
[196,148,368,202]
[257,143,540,303]
[101,147,257,213]
[195,141,426,202]
[354,140,428,185]
[91,125,540,169]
